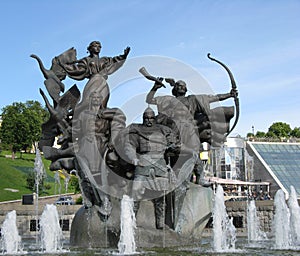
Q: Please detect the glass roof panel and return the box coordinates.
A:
[252,143,300,196]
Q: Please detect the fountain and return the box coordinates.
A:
[33,147,46,245]
[273,189,291,249]
[0,210,23,254]
[117,195,137,254]
[212,185,236,252]
[39,204,63,252]
[273,187,300,250]
[64,174,70,193]
[3,25,300,254]
[54,171,61,195]
[34,147,46,198]
[287,185,300,247]
[247,200,267,242]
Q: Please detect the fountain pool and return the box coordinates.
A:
[4,237,300,255]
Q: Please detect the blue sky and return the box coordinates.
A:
[0,0,299,137]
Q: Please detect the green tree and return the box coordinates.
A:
[0,101,48,157]
[69,175,81,194]
[291,127,300,138]
[246,132,254,138]
[255,131,266,138]
[26,170,44,192]
[266,122,292,138]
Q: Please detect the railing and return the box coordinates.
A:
[247,137,300,143]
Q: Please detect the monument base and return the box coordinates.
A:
[70,184,213,248]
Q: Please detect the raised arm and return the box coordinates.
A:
[146,78,164,104]
[206,88,237,103]
[112,46,130,62]
[104,46,130,76]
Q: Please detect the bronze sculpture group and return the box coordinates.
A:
[32,40,238,231]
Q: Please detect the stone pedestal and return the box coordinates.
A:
[70,184,213,248]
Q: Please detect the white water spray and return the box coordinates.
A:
[54,171,61,195]
[118,195,137,254]
[287,185,300,246]
[273,189,290,249]
[212,185,236,252]
[0,210,22,254]
[34,147,46,244]
[247,200,267,242]
[39,204,63,252]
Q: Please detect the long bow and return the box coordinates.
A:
[207,53,239,135]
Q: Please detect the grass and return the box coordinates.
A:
[0,150,74,202]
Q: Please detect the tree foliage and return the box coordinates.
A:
[246,132,254,138]
[69,175,81,194]
[266,122,292,138]
[255,131,266,138]
[26,171,50,194]
[247,122,300,139]
[291,127,300,138]
[0,101,48,153]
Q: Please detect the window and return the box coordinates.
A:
[30,219,39,231]
[232,216,243,228]
[60,219,70,231]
